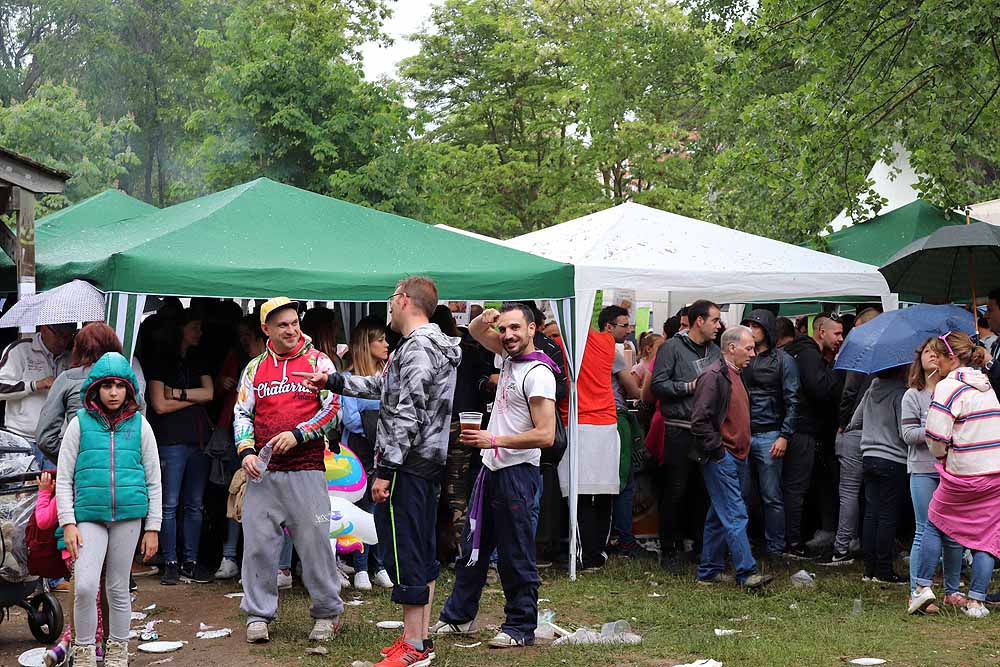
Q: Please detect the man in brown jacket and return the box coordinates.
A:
[690,325,772,590]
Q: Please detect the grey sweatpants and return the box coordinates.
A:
[73,519,141,645]
[241,470,343,624]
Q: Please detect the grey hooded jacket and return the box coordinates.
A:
[328,323,462,481]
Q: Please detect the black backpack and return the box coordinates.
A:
[521,363,568,465]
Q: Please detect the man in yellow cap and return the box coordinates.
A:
[233,297,343,644]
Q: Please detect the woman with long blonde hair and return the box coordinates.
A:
[339,317,392,591]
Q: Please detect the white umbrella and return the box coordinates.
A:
[0,280,106,329]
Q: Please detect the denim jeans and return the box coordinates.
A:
[909,474,962,595]
[28,439,57,472]
[740,431,785,554]
[833,431,862,555]
[611,470,637,548]
[917,520,996,601]
[223,518,241,561]
[861,456,907,578]
[698,451,757,584]
[279,532,293,571]
[158,444,209,563]
[354,491,385,574]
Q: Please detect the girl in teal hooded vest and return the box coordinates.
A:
[55,352,163,667]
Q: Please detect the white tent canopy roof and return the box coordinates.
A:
[505,202,891,305]
[969,198,1000,226]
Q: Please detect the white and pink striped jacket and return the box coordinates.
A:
[926,367,1000,476]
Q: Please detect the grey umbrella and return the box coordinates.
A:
[0,280,106,329]
[878,220,1000,303]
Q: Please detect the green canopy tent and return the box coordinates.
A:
[823,199,974,266]
[18,178,576,360]
[0,189,157,277]
[775,199,982,315]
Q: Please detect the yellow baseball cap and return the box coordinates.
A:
[259,297,299,324]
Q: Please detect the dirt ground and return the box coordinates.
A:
[0,571,285,667]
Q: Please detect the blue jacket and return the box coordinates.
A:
[339,372,380,446]
[73,353,149,523]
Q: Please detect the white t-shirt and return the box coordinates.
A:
[483,353,557,471]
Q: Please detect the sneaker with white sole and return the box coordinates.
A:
[354,571,372,591]
[277,570,292,590]
[373,569,394,588]
[246,621,270,643]
[908,588,936,614]
[964,602,990,618]
[71,644,98,667]
[308,617,341,641]
[488,631,530,648]
[215,558,239,580]
[103,639,128,667]
[430,619,476,635]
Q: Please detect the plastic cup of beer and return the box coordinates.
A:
[459,412,483,433]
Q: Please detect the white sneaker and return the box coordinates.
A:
[964,602,990,618]
[215,558,239,580]
[277,570,293,590]
[488,631,528,648]
[373,569,394,589]
[308,617,341,641]
[71,644,98,667]
[246,621,270,643]
[907,587,936,615]
[103,639,128,667]
[430,619,476,635]
[354,571,372,591]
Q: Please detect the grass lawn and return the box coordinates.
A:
[258,557,1000,666]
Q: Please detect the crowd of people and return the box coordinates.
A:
[4,280,1000,666]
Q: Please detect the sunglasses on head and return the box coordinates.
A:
[938,331,955,357]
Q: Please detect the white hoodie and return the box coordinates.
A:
[925,367,1000,476]
[0,334,68,440]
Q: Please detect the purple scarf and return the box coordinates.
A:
[466,468,488,566]
[512,350,561,374]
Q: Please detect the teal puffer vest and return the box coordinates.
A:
[73,352,149,524]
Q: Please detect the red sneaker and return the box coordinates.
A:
[380,636,404,656]
[381,637,434,659]
[374,641,432,667]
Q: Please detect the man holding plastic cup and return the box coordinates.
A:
[428,302,558,649]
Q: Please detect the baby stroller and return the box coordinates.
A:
[0,431,64,644]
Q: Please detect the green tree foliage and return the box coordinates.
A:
[0,82,138,213]
[698,0,1000,242]
[189,0,414,201]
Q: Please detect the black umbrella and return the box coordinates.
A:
[879,220,1000,304]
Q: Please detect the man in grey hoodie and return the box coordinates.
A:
[297,276,461,667]
[650,299,721,569]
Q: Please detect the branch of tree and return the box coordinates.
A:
[949,33,1000,148]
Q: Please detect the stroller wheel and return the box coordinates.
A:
[27,591,64,644]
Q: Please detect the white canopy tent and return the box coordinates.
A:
[504,202,893,578]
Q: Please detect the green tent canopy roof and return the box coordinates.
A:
[823,199,976,266]
[0,189,156,275]
[37,178,574,301]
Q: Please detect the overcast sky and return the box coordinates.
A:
[359,0,441,80]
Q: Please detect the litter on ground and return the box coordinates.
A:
[196,628,233,639]
[305,646,328,655]
[454,642,481,648]
[714,629,741,637]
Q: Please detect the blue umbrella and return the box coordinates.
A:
[834,304,977,374]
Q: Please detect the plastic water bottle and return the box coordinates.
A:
[852,598,863,616]
[251,444,273,483]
